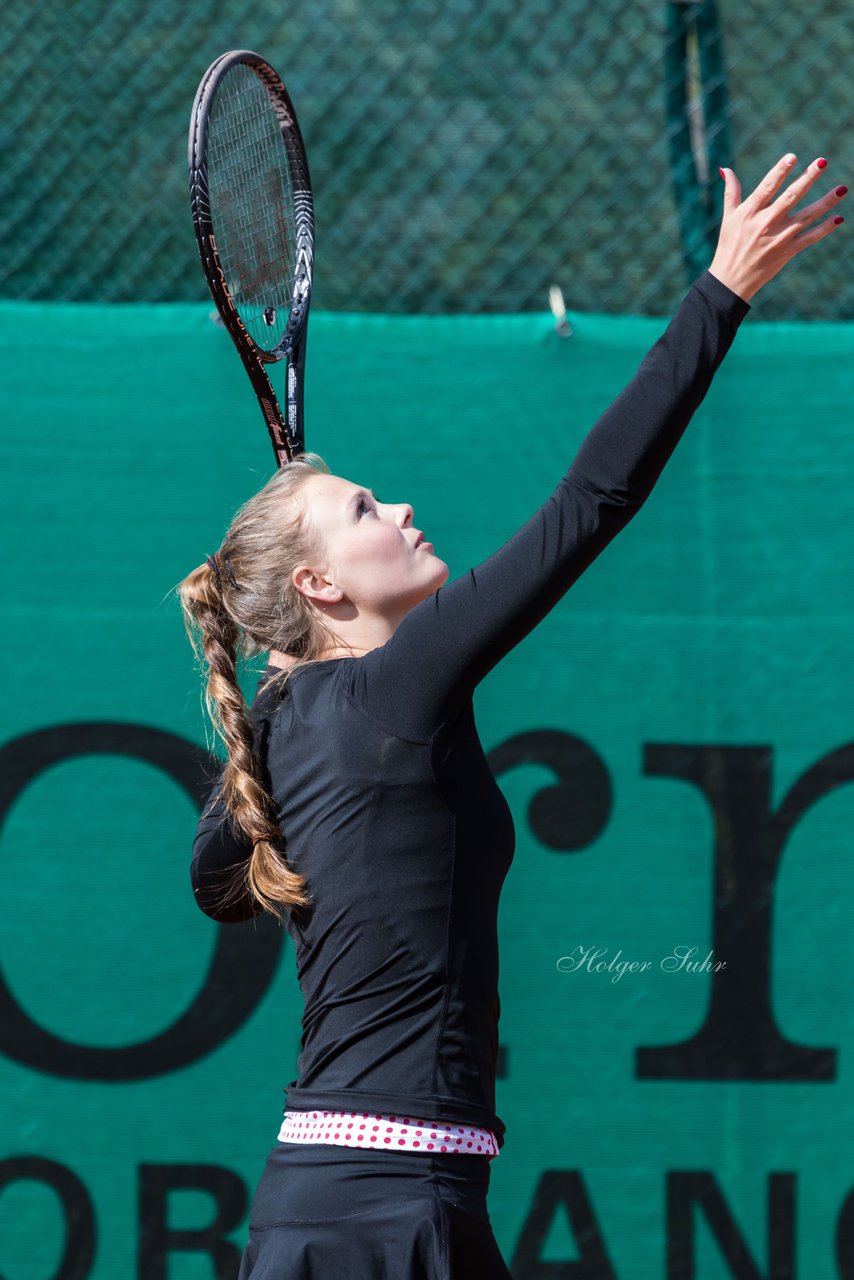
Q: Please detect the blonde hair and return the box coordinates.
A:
[177,451,339,923]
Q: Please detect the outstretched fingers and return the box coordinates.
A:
[710,148,846,299]
[743,152,799,213]
[770,156,839,222]
[789,181,847,233]
[745,152,847,253]
[790,210,845,250]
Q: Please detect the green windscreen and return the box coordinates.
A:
[1,298,853,1278]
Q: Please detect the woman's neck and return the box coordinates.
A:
[268,645,373,670]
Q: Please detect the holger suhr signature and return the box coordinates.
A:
[556,945,727,984]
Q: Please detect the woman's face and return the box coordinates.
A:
[294,472,450,622]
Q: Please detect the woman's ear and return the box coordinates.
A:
[292,566,343,604]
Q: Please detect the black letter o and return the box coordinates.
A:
[0,723,283,1081]
[0,1156,95,1280]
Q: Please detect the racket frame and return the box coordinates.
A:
[188,49,314,465]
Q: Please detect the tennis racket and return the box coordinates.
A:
[188,49,314,465]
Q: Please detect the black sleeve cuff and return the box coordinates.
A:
[693,268,752,320]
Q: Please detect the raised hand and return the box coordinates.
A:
[708,153,847,302]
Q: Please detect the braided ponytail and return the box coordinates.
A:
[177,452,336,922]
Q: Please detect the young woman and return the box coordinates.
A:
[179,155,844,1278]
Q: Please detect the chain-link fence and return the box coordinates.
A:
[1,0,851,318]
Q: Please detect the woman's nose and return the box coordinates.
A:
[396,503,414,526]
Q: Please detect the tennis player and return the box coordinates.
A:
[178,154,845,1278]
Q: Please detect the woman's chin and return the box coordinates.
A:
[431,558,451,586]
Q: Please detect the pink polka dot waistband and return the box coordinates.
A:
[277,1109,499,1159]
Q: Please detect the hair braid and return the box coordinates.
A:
[177,452,335,922]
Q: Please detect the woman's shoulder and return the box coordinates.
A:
[249,663,291,719]
[252,656,354,714]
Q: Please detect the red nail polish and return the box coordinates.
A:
[835,186,847,197]
[833,216,844,225]
[816,158,828,170]
[719,168,726,180]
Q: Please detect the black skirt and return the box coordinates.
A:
[237,1140,513,1279]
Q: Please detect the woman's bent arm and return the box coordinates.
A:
[190,777,265,922]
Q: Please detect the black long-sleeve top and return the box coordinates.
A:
[191,270,750,1149]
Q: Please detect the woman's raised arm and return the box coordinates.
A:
[348,153,846,741]
[349,270,748,739]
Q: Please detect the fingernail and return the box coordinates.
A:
[833,216,844,225]
[835,186,847,197]
[719,167,726,180]
[816,158,828,170]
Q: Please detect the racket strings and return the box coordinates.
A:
[207,64,302,352]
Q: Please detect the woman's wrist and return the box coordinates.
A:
[706,261,757,304]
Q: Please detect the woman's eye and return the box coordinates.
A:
[358,498,374,516]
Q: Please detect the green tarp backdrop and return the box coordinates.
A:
[1,294,853,1278]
